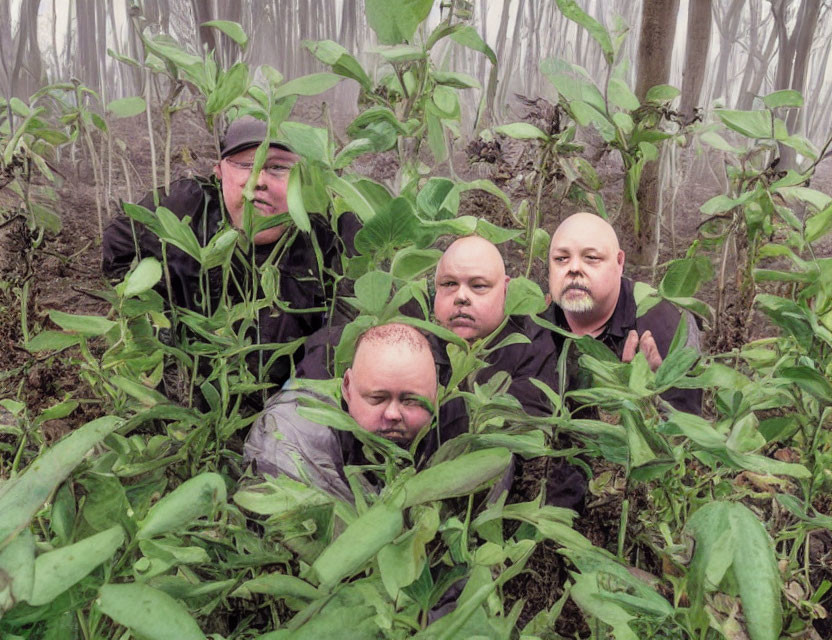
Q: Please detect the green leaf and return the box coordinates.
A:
[504,277,546,316]
[426,110,447,163]
[715,109,772,139]
[364,0,433,45]
[449,25,496,65]
[327,175,377,222]
[353,270,393,316]
[686,502,782,640]
[201,19,249,48]
[231,573,320,601]
[205,62,249,115]
[494,122,549,141]
[200,229,239,269]
[390,247,442,280]
[111,375,170,407]
[311,501,403,590]
[762,89,803,109]
[274,73,342,99]
[378,45,426,64]
[0,416,122,547]
[432,71,480,89]
[805,203,832,244]
[659,257,713,298]
[645,84,680,103]
[333,138,376,169]
[280,122,330,165]
[29,526,124,606]
[29,203,62,235]
[286,164,312,233]
[106,96,147,118]
[123,256,163,298]
[401,448,512,508]
[303,40,372,91]
[0,530,34,612]
[25,330,81,353]
[136,473,227,539]
[48,310,115,336]
[154,206,202,260]
[608,77,639,111]
[354,196,421,255]
[555,0,613,63]
[98,582,206,640]
[778,365,832,402]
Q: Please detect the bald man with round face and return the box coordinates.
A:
[434,235,510,341]
[342,323,437,446]
[243,323,438,501]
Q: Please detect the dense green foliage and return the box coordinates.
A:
[3,2,832,639]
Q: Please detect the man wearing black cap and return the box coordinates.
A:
[102,116,360,395]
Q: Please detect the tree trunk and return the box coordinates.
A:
[710,0,744,105]
[630,0,680,268]
[679,0,712,120]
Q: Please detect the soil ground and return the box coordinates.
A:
[2,101,832,635]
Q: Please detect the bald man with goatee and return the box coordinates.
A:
[545,212,702,415]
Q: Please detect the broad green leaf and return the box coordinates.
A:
[426,111,447,163]
[205,62,249,115]
[654,347,699,389]
[286,164,312,232]
[274,72,342,99]
[123,257,163,298]
[137,473,227,539]
[805,203,832,244]
[449,26,497,65]
[48,310,115,336]
[555,0,613,64]
[111,375,170,407]
[353,270,393,316]
[200,229,239,269]
[494,122,549,141]
[106,96,147,118]
[98,582,206,640]
[416,177,456,219]
[29,203,62,234]
[762,89,803,109]
[474,219,522,245]
[154,206,202,260]
[303,40,372,91]
[25,330,81,352]
[715,109,772,139]
[504,277,546,316]
[390,247,442,280]
[645,84,680,103]
[378,45,426,64]
[333,138,375,169]
[327,175,377,222]
[0,530,34,612]
[0,416,122,547]
[311,500,403,590]
[659,257,713,298]
[354,196,421,255]
[778,365,832,402]
[29,526,124,606]
[364,0,433,45]
[280,122,330,165]
[201,19,249,48]
[608,77,639,111]
[230,573,319,600]
[401,448,512,508]
[687,502,781,640]
[432,71,480,89]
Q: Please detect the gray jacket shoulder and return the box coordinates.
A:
[243,389,353,502]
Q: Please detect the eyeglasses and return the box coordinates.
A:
[224,158,292,178]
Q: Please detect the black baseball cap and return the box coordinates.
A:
[220,116,293,158]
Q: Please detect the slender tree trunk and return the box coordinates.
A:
[631,0,680,268]
[679,0,712,119]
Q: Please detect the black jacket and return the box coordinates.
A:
[544,277,703,415]
[102,177,360,389]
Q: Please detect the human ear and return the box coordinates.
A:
[213,163,223,181]
[341,369,353,405]
[617,250,625,272]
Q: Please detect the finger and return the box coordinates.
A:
[639,331,663,372]
[621,330,638,363]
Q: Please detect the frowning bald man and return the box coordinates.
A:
[545,212,702,414]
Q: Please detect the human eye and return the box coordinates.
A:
[471,282,489,290]
[440,280,457,288]
[585,255,601,262]
[264,164,292,177]
[552,255,568,263]
[402,396,424,407]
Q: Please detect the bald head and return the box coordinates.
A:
[434,236,510,341]
[343,323,437,446]
[548,212,625,334]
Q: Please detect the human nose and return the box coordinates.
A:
[254,167,269,189]
[454,285,470,305]
[383,400,402,423]
[566,256,582,275]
